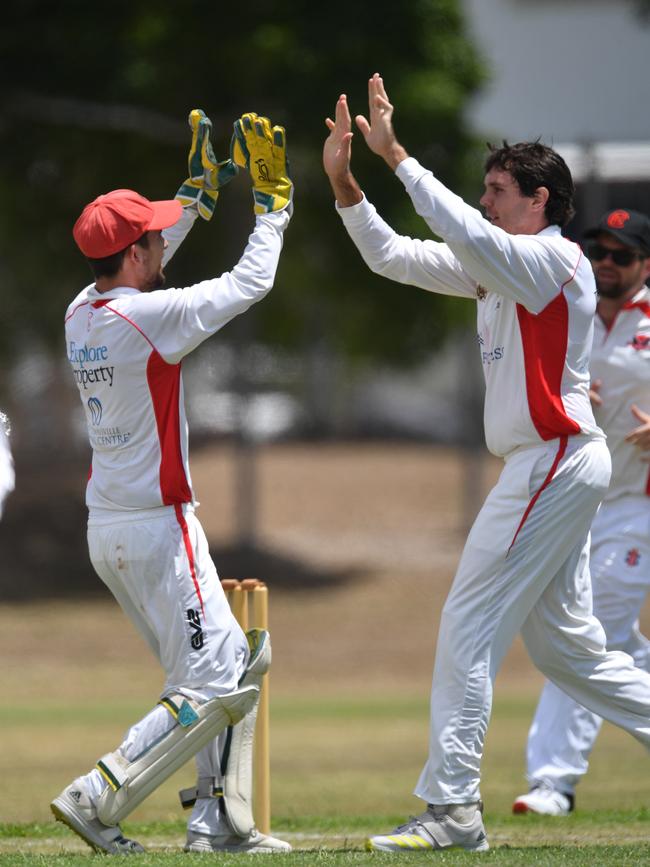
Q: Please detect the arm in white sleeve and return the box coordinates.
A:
[0,423,15,519]
[396,158,580,313]
[131,207,291,362]
[337,195,477,300]
[161,207,199,266]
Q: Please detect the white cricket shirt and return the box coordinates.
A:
[337,157,602,458]
[0,422,14,518]
[65,206,291,512]
[591,286,650,502]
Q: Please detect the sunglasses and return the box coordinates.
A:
[587,243,641,267]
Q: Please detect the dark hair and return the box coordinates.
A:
[86,232,150,279]
[485,141,575,228]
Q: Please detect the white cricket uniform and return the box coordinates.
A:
[525,287,650,795]
[0,420,14,518]
[64,204,291,832]
[338,157,650,804]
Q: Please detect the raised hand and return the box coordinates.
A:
[175,109,237,221]
[323,94,354,181]
[323,94,362,207]
[231,113,292,214]
[355,73,408,170]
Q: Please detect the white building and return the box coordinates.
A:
[461,0,650,230]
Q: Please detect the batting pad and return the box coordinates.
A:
[223,629,271,835]
[178,629,271,836]
[95,685,259,826]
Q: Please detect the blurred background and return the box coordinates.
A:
[1,0,649,598]
[3,0,650,833]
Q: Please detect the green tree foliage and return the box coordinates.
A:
[1,0,485,366]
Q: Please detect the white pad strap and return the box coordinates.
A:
[221,628,271,836]
[95,685,258,826]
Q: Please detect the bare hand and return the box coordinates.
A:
[324,94,354,180]
[355,73,409,170]
[589,379,603,407]
[625,404,650,461]
[323,94,363,207]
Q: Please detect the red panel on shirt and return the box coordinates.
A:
[146,351,192,505]
[516,293,581,441]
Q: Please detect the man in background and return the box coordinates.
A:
[514,209,650,815]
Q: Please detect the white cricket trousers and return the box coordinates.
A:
[525,494,650,795]
[415,435,650,805]
[81,504,249,832]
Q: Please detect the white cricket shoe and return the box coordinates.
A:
[51,778,144,854]
[185,827,292,853]
[366,802,489,853]
[512,784,574,816]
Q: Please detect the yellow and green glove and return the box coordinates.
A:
[175,109,237,220]
[231,112,292,214]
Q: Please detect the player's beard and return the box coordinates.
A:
[596,278,629,299]
[143,268,165,292]
[595,264,642,300]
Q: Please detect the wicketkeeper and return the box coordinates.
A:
[51,109,292,855]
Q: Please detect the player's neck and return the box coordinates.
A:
[95,269,140,294]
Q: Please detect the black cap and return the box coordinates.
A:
[584,209,650,255]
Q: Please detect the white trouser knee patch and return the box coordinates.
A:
[95,685,259,826]
[179,629,271,836]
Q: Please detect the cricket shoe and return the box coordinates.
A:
[51,778,144,854]
[366,802,489,853]
[512,784,574,816]
[185,827,292,853]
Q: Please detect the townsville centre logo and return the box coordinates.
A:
[88,397,103,425]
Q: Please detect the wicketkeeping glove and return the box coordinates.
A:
[231,112,292,214]
[175,109,237,220]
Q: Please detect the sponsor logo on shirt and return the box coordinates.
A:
[90,426,132,447]
[477,333,505,364]
[476,284,488,300]
[625,548,641,567]
[482,346,505,365]
[629,333,650,351]
[68,341,115,390]
[88,397,102,425]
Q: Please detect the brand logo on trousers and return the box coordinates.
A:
[187,609,205,649]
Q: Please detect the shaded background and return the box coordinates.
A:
[1,0,649,598]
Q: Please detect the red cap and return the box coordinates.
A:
[73,189,182,258]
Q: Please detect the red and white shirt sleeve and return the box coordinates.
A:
[591,287,650,502]
[337,157,603,458]
[65,207,291,513]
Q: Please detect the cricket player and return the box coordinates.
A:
[514,209,650,815]
[323,74,650,853]
[50,110,292,855]
[0,414,14,518]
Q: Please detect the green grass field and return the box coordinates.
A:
[2,689,650,865]
[3,446,650,864]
